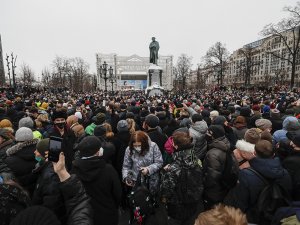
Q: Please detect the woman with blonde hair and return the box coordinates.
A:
[126,118,136,135]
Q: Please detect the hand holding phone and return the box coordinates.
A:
[48,136,63,162]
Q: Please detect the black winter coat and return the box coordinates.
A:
[4,140,39,196]
[32,162,66,222]
[203,137,237,207]
[72,157,122,225]
[147,128,168,154]
[282,151,300,201]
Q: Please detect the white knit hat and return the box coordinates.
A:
[15,127,33,142]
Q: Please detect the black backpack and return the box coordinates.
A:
[176,149,204,204]
[221,151,238,190]
[128,172,155,225]
[248,168,291,224]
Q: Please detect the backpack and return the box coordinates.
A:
[175,149,204,204]
[248,168,291,224]
[128,171,156,225]
[220,151,238,190]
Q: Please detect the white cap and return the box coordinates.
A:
[75,112,83,120]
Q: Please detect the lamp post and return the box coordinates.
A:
[100,61,109,92]
[108,66,116,92]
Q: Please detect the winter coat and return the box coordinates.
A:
[122,140,163,194]
[203,136,235,206]
[189,121,208,161]
[31,162,65,222]
[0,139,14,160]
[232,126,248,140]
[224,157,292,224]
[0,183,30,225]
[4,139,39,196]
[157,111,169,130]
[72,157,121,225]
[146,128,168,154]
[111,131,131,179]
[160,147,204,221]
[60,175,93,225]
[273,116,300,145]
[233,140,255,169]
[282,151,300,201]
[85,123,96,135]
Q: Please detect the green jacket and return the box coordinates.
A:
[85,123,96,135]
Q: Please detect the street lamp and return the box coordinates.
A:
[108,66,116,92]
[100,61,109,92]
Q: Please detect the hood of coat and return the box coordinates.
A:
[6,139,38,157]
[172,148,197,167]
[283,116,300,131]
[190,121,208,135]
[208,136,230,152]
[72,156,106,182]
[250,157,287,179]
[235,139,255,153]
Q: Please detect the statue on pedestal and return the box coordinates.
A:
[149,37,159,65]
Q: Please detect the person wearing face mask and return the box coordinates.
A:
[47,110,76,171]
[72,135,121,225]
[31,138,66,222]
[122,130,163,195]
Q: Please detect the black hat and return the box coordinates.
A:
[212,116,227,126]
[52,110,67,121]
[208,125,225,139]
[78,136,102,158]
[93,125,106,137]
[92,112,106,125]
[145,114,159,128]
[120,104,127,111]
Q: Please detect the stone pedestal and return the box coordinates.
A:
[146,64,164,96]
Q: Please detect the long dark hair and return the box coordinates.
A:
[129,131,149,156]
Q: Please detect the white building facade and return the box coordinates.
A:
[96,53,173,91]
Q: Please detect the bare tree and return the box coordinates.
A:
[174,54,192,90]
[236,46,261,87]
[204,42,229,85]
[41,67,52,87]
[19,63,35,86]
[261,2,300,89]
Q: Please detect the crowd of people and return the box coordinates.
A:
[0,87,300,225]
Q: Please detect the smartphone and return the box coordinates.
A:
[48,136,63,162]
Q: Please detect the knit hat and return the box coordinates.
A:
[15,127,33,142]
[78,136,102,158]
[208,125,225,139]
[263,105,270,113]
[255,119,272,130]
[0,119,13,129]
[291,134,300,148]
[92,112,106,124]
[252,105,260,112]
[40,102,49,110]
[212,116,226,125]
[117,120,129,132]
[74,111,82,120]
[52,110,67,120]
[145,114,159,128]
[210,110,219,119]
[36,138,49,157]
[93,125,106,137]
[10,206,60,225]
[244,128,261,144]
[18,117,34,129]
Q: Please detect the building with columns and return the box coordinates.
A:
[96,53,173,91]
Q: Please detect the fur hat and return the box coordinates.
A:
[78,136,102,158]
[0,119,13,129]
[117,120,129,132]
[52,110,67,121]
[145,114,159,128]
[236,139,255,153]
[255,119,272,130]
[260,130,272,143]
[18,117,34,129]
[36,138,49,157]
[208,125,225,139]
[270,109,280,119]
[15,127,33,142]
[244,128,261,144]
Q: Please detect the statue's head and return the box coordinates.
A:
[152,37,156,41]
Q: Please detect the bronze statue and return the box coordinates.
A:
[149,37,159,65]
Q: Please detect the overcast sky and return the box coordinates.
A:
[0,0,297,77]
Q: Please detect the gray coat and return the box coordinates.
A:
[189,121,208,161]
[122,140,163,193]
